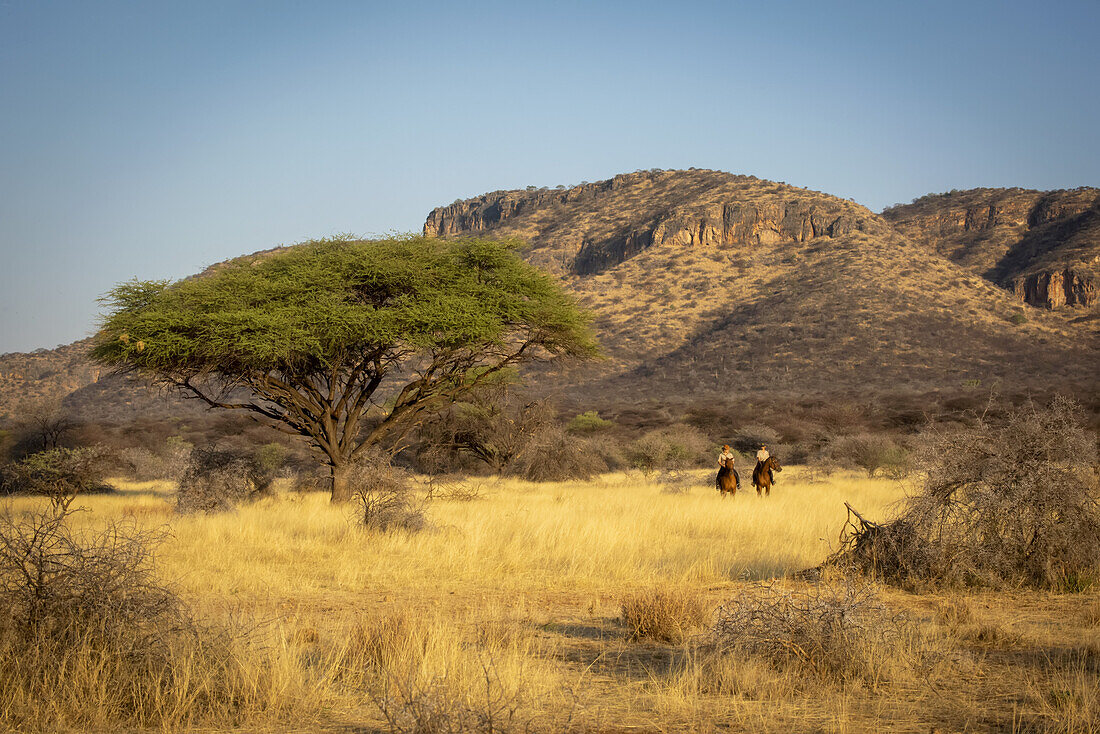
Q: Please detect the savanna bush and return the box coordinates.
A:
[627,424,710,475]
[829,433,910,478]
[832,397,1100,590]
[621,589,708,644]
[711,580,928,685]
[0,445,115,496]
[0,492,316,731]
[566,410,614,434]
[508,426,607,482]
[254,442,289,476]
[118,437,192,482]
[176,447,273,514]
[350,453,428,533]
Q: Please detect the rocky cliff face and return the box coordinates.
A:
[1013,268,1097,309]
[883,187,1100,309]
[426,169,874,276]
[417,169,1097,403]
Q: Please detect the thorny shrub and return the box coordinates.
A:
[508,425,607,482]
[829,433,910,478]
[176,446,274,514]
[0,445,115,496]
[0,493,226,729]
[350,453,429,533]
[711,579,933,685]
[627,424,710,476]
[118,439,192,482]
[830,397,1100,590]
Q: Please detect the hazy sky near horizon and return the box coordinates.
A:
[1,1,1098,354]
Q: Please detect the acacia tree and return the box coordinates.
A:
[91,236,598,501]
[17,397,78,452]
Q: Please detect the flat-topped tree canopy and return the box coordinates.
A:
[92,235,599,501]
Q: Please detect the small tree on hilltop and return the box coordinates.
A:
[92,236,598,502]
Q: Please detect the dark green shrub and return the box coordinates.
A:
[0,446,115,496]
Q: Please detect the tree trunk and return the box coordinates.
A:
[330,463,353,504]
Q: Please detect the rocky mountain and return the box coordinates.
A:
[882,187,1100,309]
[425,170,1097,406]
[0,339,99,421]
[2,169,1097,429]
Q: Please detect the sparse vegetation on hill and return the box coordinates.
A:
[883,186,1100,309]
[423,170,1099,407]
[0,170,1097,444]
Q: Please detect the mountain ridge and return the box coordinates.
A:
[1,169,1096,422]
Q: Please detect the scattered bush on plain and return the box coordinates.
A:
[829,433,910,478]
[621,589,708,644]
[508,425,607,482]
[416,390,554,475]
[828,397,1100,590]
[627,424,710,476]
[0,491,299,730]
[0,445,115,496]
[176,446,274,514]
[118,436,193,482]
[350,452,428,533]
[711,579,929,685]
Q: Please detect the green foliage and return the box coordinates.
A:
[91,236,598,498]
[255,443,287,476]
[1010,311,1027,325]
[1,446,115,496]
[567,410,613,434]
[93,236,597,376]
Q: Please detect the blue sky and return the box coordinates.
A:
[1,0,1098,353]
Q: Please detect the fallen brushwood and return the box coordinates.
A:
[815,397,1100,590]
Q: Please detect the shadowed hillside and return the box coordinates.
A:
[882,187,1100,309]
[0,340,99,421]
[426,170,1099,405]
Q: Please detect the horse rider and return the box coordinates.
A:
[756,444,770,465]
[718,444,736,467]
[716,444,737,493]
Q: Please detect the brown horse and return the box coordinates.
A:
[751,456,782,496]
[716,458,739,497]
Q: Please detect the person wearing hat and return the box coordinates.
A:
[717,444,736,467]
[756,445,770,463]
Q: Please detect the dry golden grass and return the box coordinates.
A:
[4,468,1099,732]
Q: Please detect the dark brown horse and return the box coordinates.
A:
[716,457,739,497]
[751,456,782,496]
